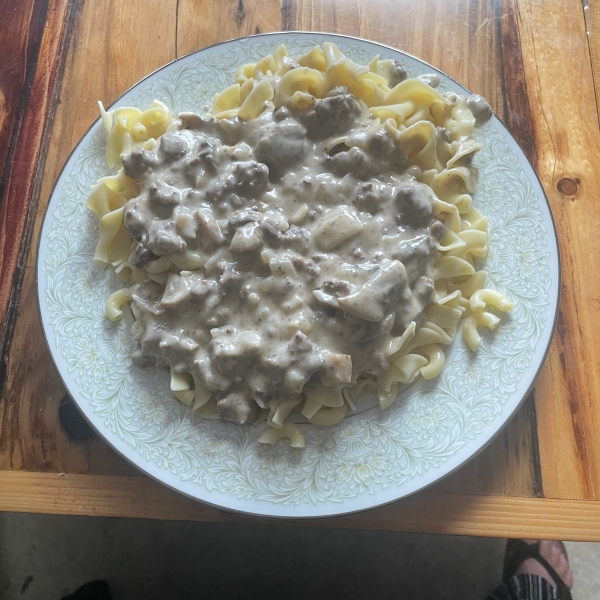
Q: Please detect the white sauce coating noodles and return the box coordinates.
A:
[88,44,513,448]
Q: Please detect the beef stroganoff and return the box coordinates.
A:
[88,43,513,448]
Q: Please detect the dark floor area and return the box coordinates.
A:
[0,512,508,600]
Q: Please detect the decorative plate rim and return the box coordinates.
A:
[36,31,560,519]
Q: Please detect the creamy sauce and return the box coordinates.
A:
[124,88,448,424]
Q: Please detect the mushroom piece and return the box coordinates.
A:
[337,260,408,323]
[228,210,282,246]
[229,222,263,253]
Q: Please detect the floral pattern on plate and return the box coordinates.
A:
[38,33,558,517]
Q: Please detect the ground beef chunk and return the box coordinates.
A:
[353,181,393,214]
[394,182,434,228]
[231,161,269,195]
[392,235,435,283]
[124,199,149,241]
[298,87,361,139]
[159,132,188,160]
[281,226,311,253]
[122,149,158,179]
[216,393,257,424]
[255,119,309,180]
[131,243,157,268]
[217,393,258,425]
[147,220,186,255]
[326,130,405,179]
[148,181,180,205]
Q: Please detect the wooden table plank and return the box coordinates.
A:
[0,0,72,467]
[178,0,283,54]
[0,0,71,342]
[0,0,36,178]
[515,0,600,501]
[1,471,599,541]
[0,0,178,474]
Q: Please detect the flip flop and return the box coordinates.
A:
[503,539,572,600]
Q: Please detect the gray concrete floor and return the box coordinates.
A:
[0,512,596,600]
[563,542,600,600]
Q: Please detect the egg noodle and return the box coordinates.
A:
[89,43,513,448]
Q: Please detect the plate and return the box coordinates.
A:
[37,32,559,518]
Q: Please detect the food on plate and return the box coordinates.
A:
[89,43,513,448]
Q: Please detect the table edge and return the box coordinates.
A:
[1,471,599,541]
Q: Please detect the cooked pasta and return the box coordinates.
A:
[89,43,513,448]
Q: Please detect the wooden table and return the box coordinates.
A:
[1,0,600,541]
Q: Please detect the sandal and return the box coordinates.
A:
[503,539,572,600]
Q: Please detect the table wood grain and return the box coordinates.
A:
[1,0,598,539]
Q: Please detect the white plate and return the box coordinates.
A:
[37,32,559,518]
